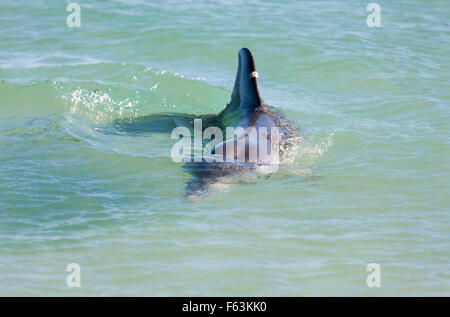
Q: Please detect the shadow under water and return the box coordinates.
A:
[112,112,220,135]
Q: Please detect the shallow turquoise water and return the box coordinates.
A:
[0,0,449,296]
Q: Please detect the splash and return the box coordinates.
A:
[283,132,334,176]
[62,87,140,123]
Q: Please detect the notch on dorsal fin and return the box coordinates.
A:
[228,48,263,112]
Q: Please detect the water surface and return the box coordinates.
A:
[0,0,449,295]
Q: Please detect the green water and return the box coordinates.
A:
[0,0,449,296]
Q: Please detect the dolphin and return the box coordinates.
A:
[183,48,301,198]
[211,48,289,163]
[113,48,301,198]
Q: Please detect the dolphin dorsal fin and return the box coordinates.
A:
[229,48,263,112]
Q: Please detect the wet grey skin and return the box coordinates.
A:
[113,48,301,198]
